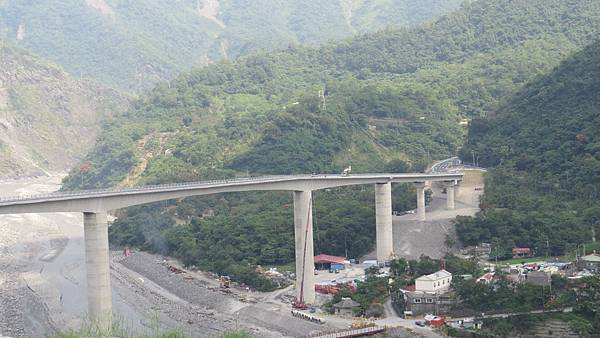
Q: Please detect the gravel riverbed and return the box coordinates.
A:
[0,175,329,337]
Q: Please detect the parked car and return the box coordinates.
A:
[415,320,426,327]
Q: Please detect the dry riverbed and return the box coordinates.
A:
[0,175,331,337]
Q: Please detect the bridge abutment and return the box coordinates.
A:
[83,212,112,332]
[293,190,315,304]
[375,182,394,263]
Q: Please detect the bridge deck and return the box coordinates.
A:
[0,173,463,214]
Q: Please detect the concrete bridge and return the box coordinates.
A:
[0,173,462,330]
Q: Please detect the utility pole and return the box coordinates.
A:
[344,235,348,259]
[471,150,476,167]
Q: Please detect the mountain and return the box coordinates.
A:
[0,0,462,92]
[0,41,129,178]
[457,40,600,256]
[63,0,600,190]
[62,0,600,286]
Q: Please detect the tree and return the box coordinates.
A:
[389,258,408,277]
[182,115,192,127]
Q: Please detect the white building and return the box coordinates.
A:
[415,269,452,293]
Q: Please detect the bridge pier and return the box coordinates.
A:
[375,182,394,264]
[415,182,426,221]
[444,181,456,210]
[293,190,315,305]
[83,212,112,331]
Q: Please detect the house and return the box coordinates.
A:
[477,272,495,284]
[333,298,360,316]
[415,270,452,293]
[526,270,551,286]
[474,243,492,256]
[402,270,454,316]
[577,253,600,273]
[404,290,454,316]
[512,248,532,258]
[449,318,483,330]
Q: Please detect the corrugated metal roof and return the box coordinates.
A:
[581,253,600,262]
[333,298,360,309]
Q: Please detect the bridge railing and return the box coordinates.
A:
[0,175,297,203]
[0,172,463,203]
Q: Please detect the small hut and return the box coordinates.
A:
[333,298,360,316]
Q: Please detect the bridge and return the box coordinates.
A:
[0,172,462,330]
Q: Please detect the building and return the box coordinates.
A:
[512,248,532,258]
[415,270,452,293]
[477,272,495,284]
[402,270,454,316]
[314,254,347,271]
[333,298,360,316]
[404,290,454,316]
[577,253,600,273]
[526,270,551,286]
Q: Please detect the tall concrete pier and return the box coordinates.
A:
[83,212,112,331]
[293,190,315,304]
[415,182,426,221]
[445,181,455,210]
[375,182,394,263]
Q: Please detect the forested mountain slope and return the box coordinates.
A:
[0,0,462,92]
[64,0,600,190]
[457,40,600,256]
[62,0,600,287]
[0,41,129,178]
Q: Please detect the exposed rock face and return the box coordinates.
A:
[0,41,129,178]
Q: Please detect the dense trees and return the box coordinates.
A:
[63,0,600,288]
[0,0,462,91]
[456,41,600,255]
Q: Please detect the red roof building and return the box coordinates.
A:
[477,272,495,284]
[512,248,532,258]
[400,284,416,292]
[314,254,346,265]
[314,254,347,270]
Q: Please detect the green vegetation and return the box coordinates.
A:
[325,271,389,317]
[0,0,461,92]
[457,40,600,256]
[449,276,600,337]
[59,0,600,289]
[53,314,252,338]
[389,255,481,314]
[53,331,251,338]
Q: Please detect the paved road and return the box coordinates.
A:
[0,173,463,214]
[451,307,574,321]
